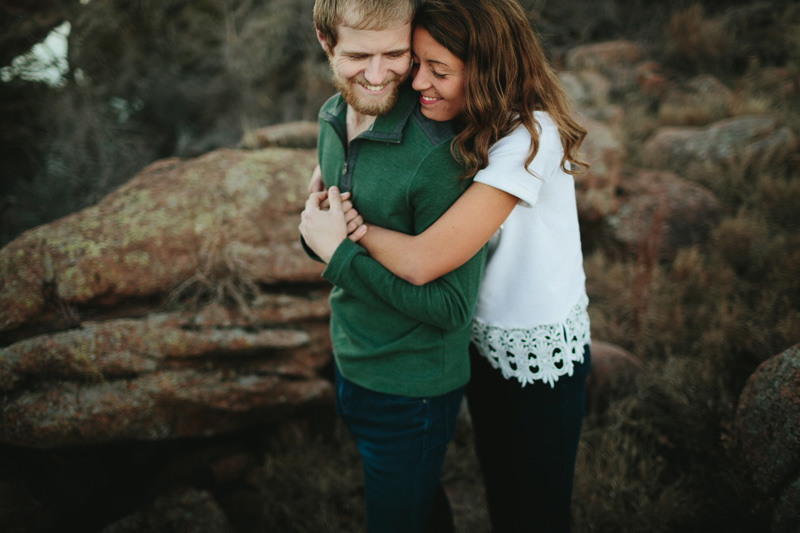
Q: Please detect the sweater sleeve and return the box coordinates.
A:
[323,238,485,331]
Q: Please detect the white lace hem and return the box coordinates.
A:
[471,294,591,388]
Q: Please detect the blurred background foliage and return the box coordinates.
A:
[3,0,798,246]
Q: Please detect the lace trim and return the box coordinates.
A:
[471,294,591,388]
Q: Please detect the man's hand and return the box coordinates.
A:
[300,186,366,263]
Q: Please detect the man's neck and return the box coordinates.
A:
[346,106,378,143]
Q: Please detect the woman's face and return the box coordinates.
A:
[411,27,465,122]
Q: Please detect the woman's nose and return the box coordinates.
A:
[411,67,430,91]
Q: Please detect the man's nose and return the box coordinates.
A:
[364,57,388,85]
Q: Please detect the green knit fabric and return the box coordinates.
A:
[317,82,486,397]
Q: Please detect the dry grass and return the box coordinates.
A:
[663,5,732,74]
[166,234,265,320]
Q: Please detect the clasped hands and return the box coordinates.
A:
[299,169,367,263]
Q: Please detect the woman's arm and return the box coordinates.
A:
[357,183,519,285]
[301,186,487,331]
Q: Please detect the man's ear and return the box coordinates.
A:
[315,26,331,54]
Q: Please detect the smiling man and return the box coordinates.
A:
[303,1,487,531]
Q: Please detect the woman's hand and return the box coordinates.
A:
[300,186,367,263]
[317,189,368,241]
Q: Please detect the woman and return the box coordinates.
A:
[301,0,590,530]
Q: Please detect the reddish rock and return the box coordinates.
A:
[240,120,319,150]
[564,40,646,98]
[733,343,800,494]
[604,168,720,259]
[0,148,324,333]
[642,116,799,182]
[0,145,339,449]
[585,340,644,417]
[565,40,645,73]
[0,310,331,393]
[2,368,333,447]
[636,61,670,97]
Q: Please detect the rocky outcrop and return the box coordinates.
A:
[642,116,799,182]
[0,310,332,447]
[0,147,334,449]
[734,343,800,533]
[562,40,725,258]
[0,148,324,335]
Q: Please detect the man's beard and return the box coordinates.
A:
[332,70,406,117]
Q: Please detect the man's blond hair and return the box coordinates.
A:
[314,0,416,51]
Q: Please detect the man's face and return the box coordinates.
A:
[323,23,412,116]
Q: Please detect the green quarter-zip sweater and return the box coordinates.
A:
[315,81,486,397]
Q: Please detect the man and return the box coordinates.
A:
[300,1,486,531]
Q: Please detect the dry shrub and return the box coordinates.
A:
[713,211,770,278]
[663,4,732,74]
[250,417,491,533]
[574,356,762,533]
[578,150,798,528]
[755,173,800,231]
[167,235,264,319]
[662,2,800,77]
[255,422,366,533]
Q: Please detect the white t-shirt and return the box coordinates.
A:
[470,112,591,387]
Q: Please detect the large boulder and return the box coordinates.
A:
[604,168,720,259]
[0,146,336,449]
[734,343,800,499]
[642,116,798,182]
[0,308,333,447]
[0,148,324,336]
[584,341,644,418]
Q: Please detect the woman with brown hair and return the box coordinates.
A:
[301,0,591,530]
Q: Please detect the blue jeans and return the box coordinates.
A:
[465,343,591,533]
[334,364,462,533]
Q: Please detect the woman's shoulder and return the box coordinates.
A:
[491,112,561,154]
[532,111,562,147]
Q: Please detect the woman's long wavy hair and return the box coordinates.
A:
[414,0,588,178]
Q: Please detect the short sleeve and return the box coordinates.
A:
[474,116,563,208]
